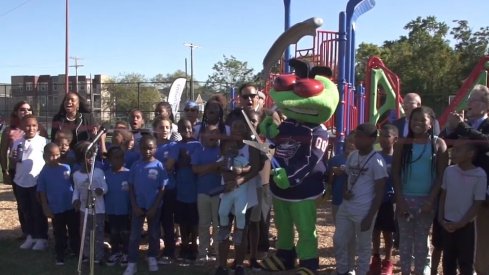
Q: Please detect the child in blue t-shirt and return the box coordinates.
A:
[326,132,356,221]
[167,118,202,262]
[111,129,140,169]
[124,135,167,274]
[369,124,398,275]
[154,117,178,263]
[191,124,222,264]
[38,143,80,265]
[104,146,131,267]
[54,129,76,167]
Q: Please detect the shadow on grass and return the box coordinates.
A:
[0,238,218,275]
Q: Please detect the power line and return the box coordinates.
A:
[0,0,36,18]
[69,56,84,93]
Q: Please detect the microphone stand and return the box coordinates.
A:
[77,128,106,275]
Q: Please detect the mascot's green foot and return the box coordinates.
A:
[295,267,316,275]
[260,254,287,271]
[273,168,290,189]
[260,249,297,271]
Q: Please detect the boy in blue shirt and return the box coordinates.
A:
[54,129,76,166]
[191,125,223,264]
[326,132,356,221]
[369,124,398,275]
[167,118,202,263]
[326,132,356,273]
[105,146,131,267]
[38,143,80,265]
[124,135,168,275]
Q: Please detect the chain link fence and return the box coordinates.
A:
[0,80,236,136]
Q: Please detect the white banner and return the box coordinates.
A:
[167,78,187,115]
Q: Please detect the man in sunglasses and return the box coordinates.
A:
[239,83,260,112]
[226,83,260,126]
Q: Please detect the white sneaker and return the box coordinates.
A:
[19,235,34,249]
[148,257,158,272]
[32,239,48,251]
[123,263,137,275]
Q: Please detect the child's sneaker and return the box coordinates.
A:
[381,259,393,275]
[195,255,209,266]
[106,253,121,266]
[249,258,262,271]
[157,256,173,265]
[215,266,229,275]
[55,259,65,266]
[32,239,48,251]
[148,256,158,272]
[368,255,381,275]
[235,265,245,275]
[120,254,128,266]
[123,263,137,275]
[19,235,34,249]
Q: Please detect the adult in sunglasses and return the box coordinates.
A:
[239,83,260,112]
[226,83,260,126]
[183,100,200,126]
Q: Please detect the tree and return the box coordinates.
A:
[355,43,386,82]
[451,20,489,76]
[205,55,256,93]
[105,73,162,122]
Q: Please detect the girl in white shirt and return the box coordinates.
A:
[14,114,49,250]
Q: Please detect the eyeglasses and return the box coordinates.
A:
[241,94,258,100]
[19,108,32,112]
[184,108,198,112]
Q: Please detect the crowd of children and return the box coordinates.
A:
[4,85,489,275]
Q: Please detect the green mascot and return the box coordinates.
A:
[260,59,339,275]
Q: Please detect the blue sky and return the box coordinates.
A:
[0,0,487,83]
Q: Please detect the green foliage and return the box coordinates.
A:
[205,55,257,93]
[356,16,489,115]
[105,73,162,121]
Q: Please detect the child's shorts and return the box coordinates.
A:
[175,201,198,226]
[374,201,396,232]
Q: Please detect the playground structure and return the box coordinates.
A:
[262,0,489,153]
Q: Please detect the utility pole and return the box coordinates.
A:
[69,56,84,94]
[184,43,200,101]
[65,0,69,94]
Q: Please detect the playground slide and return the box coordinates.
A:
[438,56,489,128]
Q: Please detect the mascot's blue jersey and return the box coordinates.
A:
[270,119,329,201]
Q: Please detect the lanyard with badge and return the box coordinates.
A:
[345,151,377,199]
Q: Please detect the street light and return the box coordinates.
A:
[184,42,200,101]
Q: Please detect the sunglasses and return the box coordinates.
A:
[19,108,32,112]
[184,108,198,112]
[241,94,258,100]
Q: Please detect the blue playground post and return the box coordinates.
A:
[283,0,291,73]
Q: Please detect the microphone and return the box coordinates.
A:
[86,126,107,154]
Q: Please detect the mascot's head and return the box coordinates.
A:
[270,58,339,124]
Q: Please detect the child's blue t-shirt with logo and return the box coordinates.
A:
[104,168,131,215]
[169,140,202,203]
[191,145,221,195]
[129,159,168,209]
[37,163,74,214]
[155,141,177,190]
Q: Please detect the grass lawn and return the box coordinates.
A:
[0,237,217,275]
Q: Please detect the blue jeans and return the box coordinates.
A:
[128,209,161,263]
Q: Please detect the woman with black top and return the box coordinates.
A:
[51,92,94,147]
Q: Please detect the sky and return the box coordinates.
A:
[0,0,487,84]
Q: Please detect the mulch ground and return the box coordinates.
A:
[0,184,441,274]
